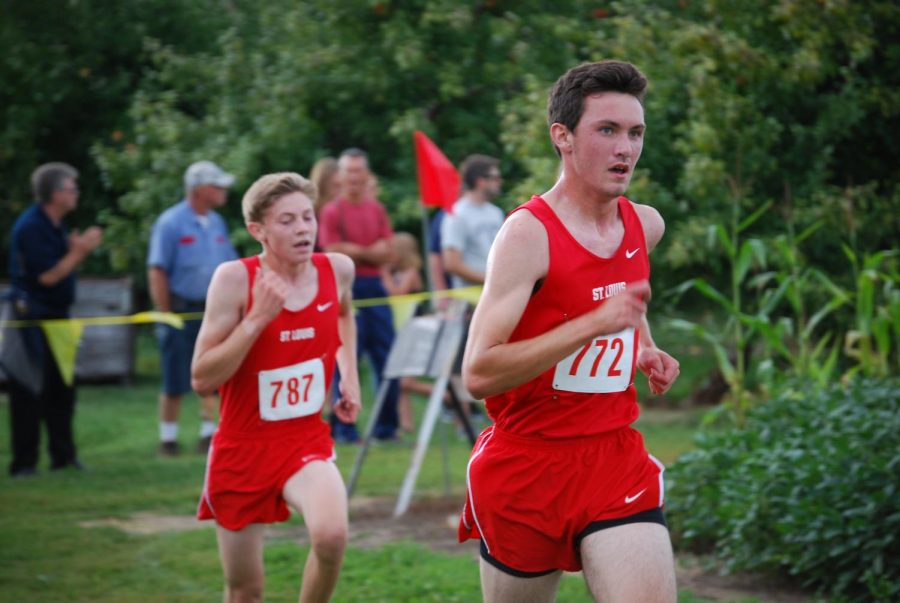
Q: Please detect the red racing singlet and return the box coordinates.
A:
[216,254,341,438]
[484,195,650,438]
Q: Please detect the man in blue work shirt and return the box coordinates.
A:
[148,161,237,456]
[5,162,102,477]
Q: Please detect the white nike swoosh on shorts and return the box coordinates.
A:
[624,488,647,504]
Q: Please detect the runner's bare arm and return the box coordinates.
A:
[191,262,287,393]
[633,202,680,394]
[329,253,361,423]
[633,202,665,252]
[636,314,680,395]
[463,211,651,400]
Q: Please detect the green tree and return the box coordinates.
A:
[0,0,235,273]
[93,0,619,278]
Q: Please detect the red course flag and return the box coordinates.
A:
[414,130,460,213]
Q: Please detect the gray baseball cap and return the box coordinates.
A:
[184,160,235,190]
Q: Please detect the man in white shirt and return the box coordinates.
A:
[441,155,505,288]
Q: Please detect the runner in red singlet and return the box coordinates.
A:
[191,172,360,603]
[459,61,681,602]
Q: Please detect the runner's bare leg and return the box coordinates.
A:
[480,559,562,603]
[216,523,266,603]
[283,460,348,603]
[580,522,676,603]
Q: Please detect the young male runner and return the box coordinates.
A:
[192,172,360,603]
[458,61,681,602]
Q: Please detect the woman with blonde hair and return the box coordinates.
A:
[309,157,342,216]
[381,231,427,434]
[381,231,423,297]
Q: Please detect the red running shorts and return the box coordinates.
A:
[458,424,666,574]
[197,422,335,531]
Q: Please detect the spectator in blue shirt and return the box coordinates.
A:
[5,162,102,477]
[428,209,449,295]
[147,161,238,456]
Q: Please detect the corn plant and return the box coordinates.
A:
[747,220,849,390]
[841,246,900,379]
[669,200,771,426]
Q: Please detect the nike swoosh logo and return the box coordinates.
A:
[625,248,640,259]
[624,488,647,504]
[316,302,334,312]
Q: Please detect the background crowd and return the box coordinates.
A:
[5,145,507,472]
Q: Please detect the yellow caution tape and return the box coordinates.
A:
[0,287,482,385]
[353,286,482,308]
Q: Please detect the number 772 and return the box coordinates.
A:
[568,337,624,378]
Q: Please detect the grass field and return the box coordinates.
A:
[0,327,750,603]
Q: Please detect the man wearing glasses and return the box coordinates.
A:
[5,162,102,477]
[441,154,505,289]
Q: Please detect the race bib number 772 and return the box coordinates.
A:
[258,358,326,421]
[552,327,635,393]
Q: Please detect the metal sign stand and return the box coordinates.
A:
[347,299,475,517]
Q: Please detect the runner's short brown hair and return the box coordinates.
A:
[242,172,316,224]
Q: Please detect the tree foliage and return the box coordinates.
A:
[0,0,238,272]
[90,0,615,275]
[3,0,898,291]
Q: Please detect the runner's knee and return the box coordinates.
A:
[309,525,347,563]
[225,582,263,603]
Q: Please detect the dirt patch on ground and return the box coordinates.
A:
[676,554,814,603]
[267,496,477,556]
[81,497,813,602]
[79,512,211,535]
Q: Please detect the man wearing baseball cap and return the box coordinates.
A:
[147,160,238,456]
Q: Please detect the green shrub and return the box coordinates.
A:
[667,378,900,602]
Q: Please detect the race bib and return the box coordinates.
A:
[553,327,635,393]
[258,358,326,421]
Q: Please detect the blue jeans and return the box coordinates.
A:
[332,275,399,441]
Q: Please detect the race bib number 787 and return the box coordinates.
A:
[553,327,635,393]
[258,358,326,421]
